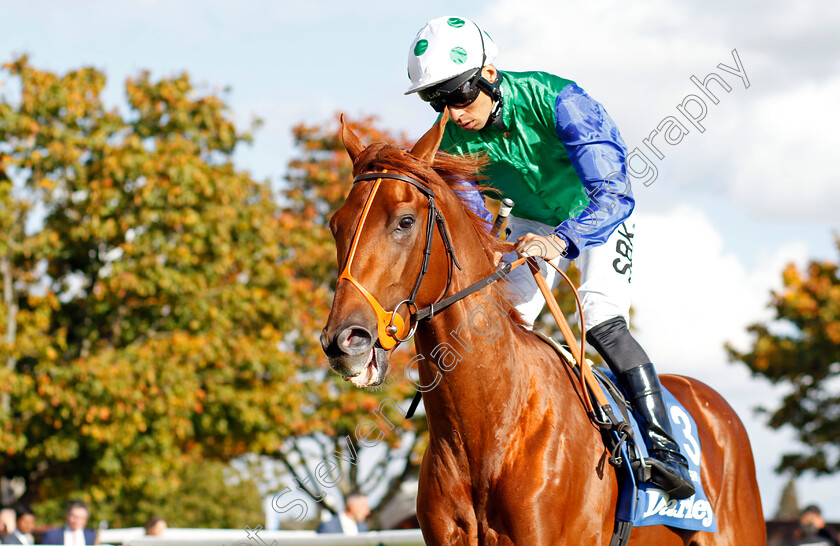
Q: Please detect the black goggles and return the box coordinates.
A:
[418,69,483,113]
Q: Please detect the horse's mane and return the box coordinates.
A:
[351,140,527,328]
[352,141,512,258]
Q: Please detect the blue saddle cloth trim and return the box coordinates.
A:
[596,368,718,532]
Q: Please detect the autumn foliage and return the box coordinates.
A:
[0,57,423,526]
[728,238,840,475]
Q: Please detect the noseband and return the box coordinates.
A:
[338,170,461,350]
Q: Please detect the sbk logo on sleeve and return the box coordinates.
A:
[613,222,634,281]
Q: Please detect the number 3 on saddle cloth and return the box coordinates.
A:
[544,336,717,533]
[596,366,718,533]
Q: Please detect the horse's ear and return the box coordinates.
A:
[339,114,365,164]
[410,109,449,165]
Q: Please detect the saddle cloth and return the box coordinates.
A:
[536,333,717,532]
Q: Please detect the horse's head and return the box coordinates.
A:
[320,112,491,388]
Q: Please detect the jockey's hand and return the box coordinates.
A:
[515,233,567,260]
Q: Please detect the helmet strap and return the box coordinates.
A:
[488,99,506,130]
[477,71,507,130]
[471,20,507,130]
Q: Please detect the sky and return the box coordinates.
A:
[3,0,840,522]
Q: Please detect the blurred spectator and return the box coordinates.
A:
[0,509,15,537]
[788,505,840,546]
[2,506,35,545]
[39,500,96,545]
[144,516,167,537]
[316,492,370,535]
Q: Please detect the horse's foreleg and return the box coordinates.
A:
[418,517,478,546]
[417,451,480,545]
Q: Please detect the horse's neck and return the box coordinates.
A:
[415,302,529,456]
[414,205,534,460]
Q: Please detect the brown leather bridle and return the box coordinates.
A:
[337,170,460,350]
[339,169,616,429]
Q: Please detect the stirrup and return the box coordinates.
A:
[634,454,695,500]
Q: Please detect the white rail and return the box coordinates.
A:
[95,527,425,546]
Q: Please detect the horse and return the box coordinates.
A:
[320,112,766,545]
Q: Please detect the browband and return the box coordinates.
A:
[353,172,435,199]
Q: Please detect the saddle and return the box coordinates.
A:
[535,332,718,544]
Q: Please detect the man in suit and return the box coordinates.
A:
[2,506,35,545]
[316,492,370,535]
[39,500,96,545]
[790,505,840,546]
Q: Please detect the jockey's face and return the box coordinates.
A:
[448,65,498,132]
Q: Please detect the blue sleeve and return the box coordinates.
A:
[551,84,634,260]
[453,180,494,228]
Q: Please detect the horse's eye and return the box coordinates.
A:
[398,216,415,230]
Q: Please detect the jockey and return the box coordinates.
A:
[405,16,695,500]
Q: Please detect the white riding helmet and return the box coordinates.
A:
[405,16,498,95]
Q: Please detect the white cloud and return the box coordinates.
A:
[631,205,808,369]
[731,76,840,221]
[481,0,840,88]
[476,0,839,218]
[629,204,834,517]
[481,0,746,104]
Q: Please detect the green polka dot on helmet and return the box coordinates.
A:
[450,46,467,64]
[414,39,428,56]
[405,15,499,95]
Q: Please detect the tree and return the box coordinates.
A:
[0,52,598,528]
[775,475,801,521]
[33,460,265,529]
[141,460,265,529]
[0,56,312,525]
[0,59,432,527]
[728,237,840,475]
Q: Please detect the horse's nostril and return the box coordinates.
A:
[320,328,332,355]
[337,326,374,356]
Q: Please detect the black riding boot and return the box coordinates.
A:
[619,363,695,500]
[586,317,695,500]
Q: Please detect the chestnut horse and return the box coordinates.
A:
[320,113,765,545]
